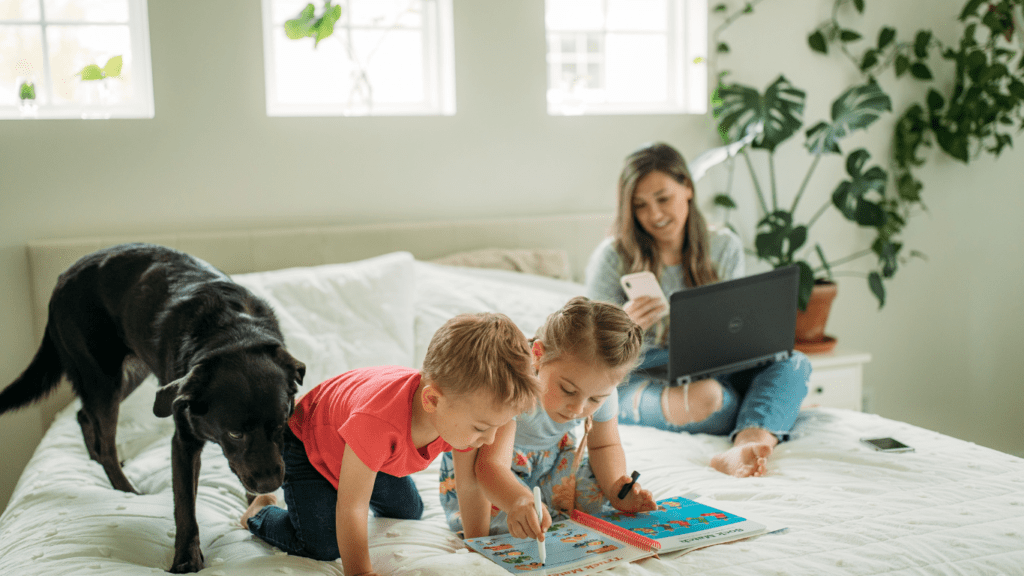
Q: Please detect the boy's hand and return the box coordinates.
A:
[608,475,657,513]
[507,494,551,540]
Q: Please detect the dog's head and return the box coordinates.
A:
[154,345,305,494]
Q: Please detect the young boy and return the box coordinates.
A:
[241,312,540,576]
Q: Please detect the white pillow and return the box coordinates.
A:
[412,261,585,368]
[233,252,416,393]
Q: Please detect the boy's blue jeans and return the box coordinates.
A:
[246,430,424,561]
[618,347,810,442]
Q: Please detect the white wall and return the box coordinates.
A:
[1,0,1022,513]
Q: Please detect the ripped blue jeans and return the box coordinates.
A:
[617,348,810,442]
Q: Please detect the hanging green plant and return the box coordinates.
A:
[19,81,35,100]
[76,56,123,81]
[285,1,342,47]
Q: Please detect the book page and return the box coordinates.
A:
[464,519,653,575]
[590,496,767,553]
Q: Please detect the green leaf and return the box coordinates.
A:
[860,49,879,71]
[713,194,737,209]
[935,127,969,162]
[19,82,35,100]
[713,3,728,13]
[926,89,944,111]
[1009,80,1024,100]
[796,261,815,311]
[895,54,910,77]
[877,27,896,50]
[910,62,932,79]
[788,226,808,258]
[852,0,865,14]
[868,271,885,308]
[102,55,123,78]
[914,30,931,58]
[78,64,104,81]
[896,173,922,202]
[832,149,889,226]
[755,211,795,265]
[808,30,828,54]
[313,4,342,46]
[715,75,806,152]
[805,82,892,155]
[840,29,862,42]
[959,0,985,20]
[717,42,730,53]
[285,3,317,39]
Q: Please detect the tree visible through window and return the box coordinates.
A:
[0,0,154,119]
[261,0,455,117]
[545,0,707,115]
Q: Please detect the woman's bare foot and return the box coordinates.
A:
[240,494,278,528]
[709,428,779,477]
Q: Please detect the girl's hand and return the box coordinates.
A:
[623,296,667,331]
[608,475,657,513]
[506,494,551,540]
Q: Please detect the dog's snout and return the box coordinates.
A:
[245,464,285,494]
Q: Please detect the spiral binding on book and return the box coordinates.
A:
[570,510,662,552]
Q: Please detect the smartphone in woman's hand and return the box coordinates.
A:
[620,272,669,311]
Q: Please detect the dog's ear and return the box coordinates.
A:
[274,347,305,395]
[153,364,204,418]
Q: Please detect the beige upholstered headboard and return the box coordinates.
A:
[26,212,614,342]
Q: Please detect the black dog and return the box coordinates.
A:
[0,243,305,573]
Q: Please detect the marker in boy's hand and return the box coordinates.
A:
[617,470,641,500]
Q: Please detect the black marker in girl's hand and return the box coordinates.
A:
[617,470,640,500]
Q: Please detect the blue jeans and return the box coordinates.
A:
[618,347,810,441]
[246,430,424,561]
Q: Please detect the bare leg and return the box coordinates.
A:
[662,379,723,426]
[240,494,278,528]
[710,427,778,478]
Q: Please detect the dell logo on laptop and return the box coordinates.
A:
[728,316,743,333]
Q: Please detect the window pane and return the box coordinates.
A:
[0,0,41,20]
[272,26,351,105]
[46,24,132,104]
[606,0,666,32]
[349,0,421,28]
[43,0,128,22]
[353,28,424,104]
[545,0,602,31]
[605,33,666,102]
[0,24,45,105]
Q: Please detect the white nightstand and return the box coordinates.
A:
[801,348,871,411]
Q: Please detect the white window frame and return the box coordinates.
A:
[0,0,154,120]
[545,0,707,116]
[260,0,456,117]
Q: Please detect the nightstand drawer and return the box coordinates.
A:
[802,350,870,411]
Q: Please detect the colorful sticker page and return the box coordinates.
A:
[589,496,767,553]
[464,519,654,576]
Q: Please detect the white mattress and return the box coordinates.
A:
[2,254,1023,575]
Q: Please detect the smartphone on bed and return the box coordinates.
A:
[860,437,914,453]
[620,271,669,314]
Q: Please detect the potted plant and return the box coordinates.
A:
[17,78,37,117]
[705,0,1023,352]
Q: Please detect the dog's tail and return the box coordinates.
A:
[0,330,64,414]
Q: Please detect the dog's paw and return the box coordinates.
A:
[169,548,204,574]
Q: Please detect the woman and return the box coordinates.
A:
[584,142,810,478]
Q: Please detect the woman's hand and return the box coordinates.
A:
[623,296,667,331]
[607,475,657,513]
[506,494,551,540]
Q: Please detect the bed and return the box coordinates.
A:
[2,213,1023,576]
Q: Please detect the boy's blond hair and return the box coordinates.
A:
[535,296,643,371]
[422,312,540,412]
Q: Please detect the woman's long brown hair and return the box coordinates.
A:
[614,142,719,288]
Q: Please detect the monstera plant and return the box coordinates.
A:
[713,75,905,313]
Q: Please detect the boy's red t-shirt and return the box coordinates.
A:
[289,365,453,489]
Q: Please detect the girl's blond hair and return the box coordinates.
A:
[534,297,643,372]
[422,312,540,412]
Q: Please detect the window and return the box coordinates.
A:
[545,0,707,115]
[0,0,154,119]
[261,0,455,117]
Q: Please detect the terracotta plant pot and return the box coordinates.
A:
[794,281,837,354]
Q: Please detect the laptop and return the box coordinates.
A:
[667,265,799,385]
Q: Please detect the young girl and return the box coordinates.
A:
[439,296,658,539]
